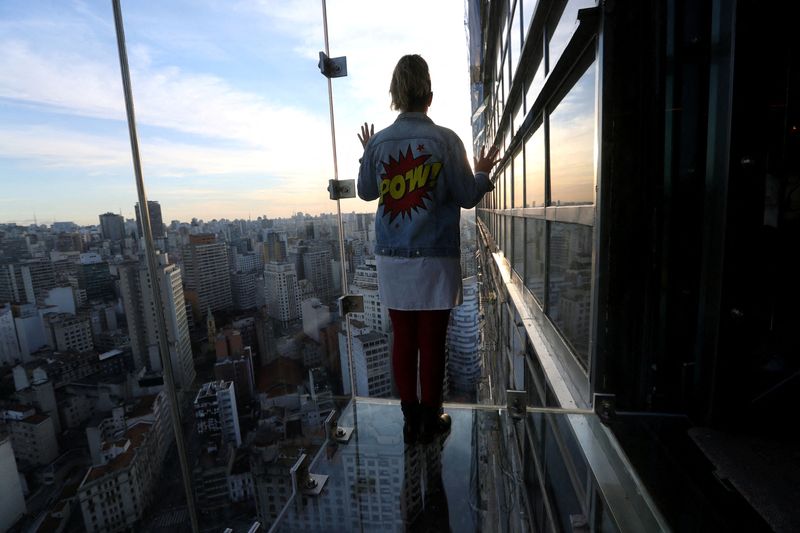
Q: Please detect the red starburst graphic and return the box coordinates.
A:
[379,145,441,222]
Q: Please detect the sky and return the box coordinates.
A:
[0,0,476,226]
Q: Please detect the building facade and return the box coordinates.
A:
[446,276,481,393]
[194,380,242,447]
[182,233,232,317]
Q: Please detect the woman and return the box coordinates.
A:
[357,54,498,444]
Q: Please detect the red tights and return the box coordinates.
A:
[389,308,451,408]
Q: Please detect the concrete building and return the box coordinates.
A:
[13,304,49,358]
[350,260,390,334]
[99,212,126,242]
[2,405,59,467]
[0,433,26,532]
[134,200,164,238]
[0,259,56,304]
[214,328,255,406]
[338,322,391,398]
[182,234,232,317]
[77,422,157,533]
[231,270,257,310]
[44,312,94,353]
[194,380,241,447]
[302,249,334,304]
[118,254,195,388]
[264,262,301,326]
[0,303,20,365]
[446,276,481,393]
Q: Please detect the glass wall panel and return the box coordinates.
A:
[547,221,593,365]
[524,218,546,302]
[502,165,510,209]
[513,216,525,277]
[509,2,521,81]
[513,149,524,208]
[525,57,546,113]
[524,126,545,207]
[549,62,596,206]
[543,415,585,532]
[547,0,596,71]
[522,0,537,41]
[504,215,513,259]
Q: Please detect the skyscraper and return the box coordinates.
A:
[98,212,125,241]
[134,200,164,238]
[182,234,232,318]
[194,380,241,447]
[303,249,334,304]
[264,262,301,326]
[118,253,195,388]
[338,321,391,397]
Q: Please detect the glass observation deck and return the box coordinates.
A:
[263,398,663,533]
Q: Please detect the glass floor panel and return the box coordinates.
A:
[272,400,508,532]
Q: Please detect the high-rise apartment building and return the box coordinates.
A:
[262,231,287,263]
[99,212,126,241]
[302,249,334,304]
[349,260,390,334]
[0,259,56,304]
[231,271,257,311]
[338,322,391,397]
[182,234,232,317]
[194,380,242,447]
[134,200,164,238]
[264,262,300,326]
[446,276,481,393]
[118,254,195,388]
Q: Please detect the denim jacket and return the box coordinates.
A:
[358,112,493,258]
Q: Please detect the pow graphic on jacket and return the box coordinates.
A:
[378,145,442,222]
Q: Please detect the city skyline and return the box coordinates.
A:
[0,1,474,225]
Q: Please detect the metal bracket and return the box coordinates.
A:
[338,294,364,316]
[328,178,356,200]
[325,411,353,443]
[506,389,526,420]
[593,393,616,425]
[318,51,347,78]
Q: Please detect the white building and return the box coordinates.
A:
[182,233,232,315]
[0,304,20,365]
[446,276,482,392]
[350,260,391,334]
[1,405,59,467]
[194,380,242,447]
[338,322,391,398]
[0,434,26,532]
[13,304,48,360]
[264,262,301,326]
[77,391,172,533]
[118,254,196,388]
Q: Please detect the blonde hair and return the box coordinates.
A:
[390,54,432,112]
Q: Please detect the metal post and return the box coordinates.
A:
[110,2,199,531]
[320,0,356,400]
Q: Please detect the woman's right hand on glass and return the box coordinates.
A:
[474,145,500,174]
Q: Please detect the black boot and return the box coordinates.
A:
[419,404,451,445]
[401,402,420,445]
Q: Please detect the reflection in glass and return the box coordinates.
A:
[513,149,524,208]
[526,57,546,113]
[547,0,596,71]
[524,218,546,303]
[549,62,596,206]
[547,222,593,365]
[504,215,513,260]
[522,0,537,41]
[524,126,545,208]
[543,414,585,531]
[513,217,525,277]
[509,3,521,81]
[502,165,510,209]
